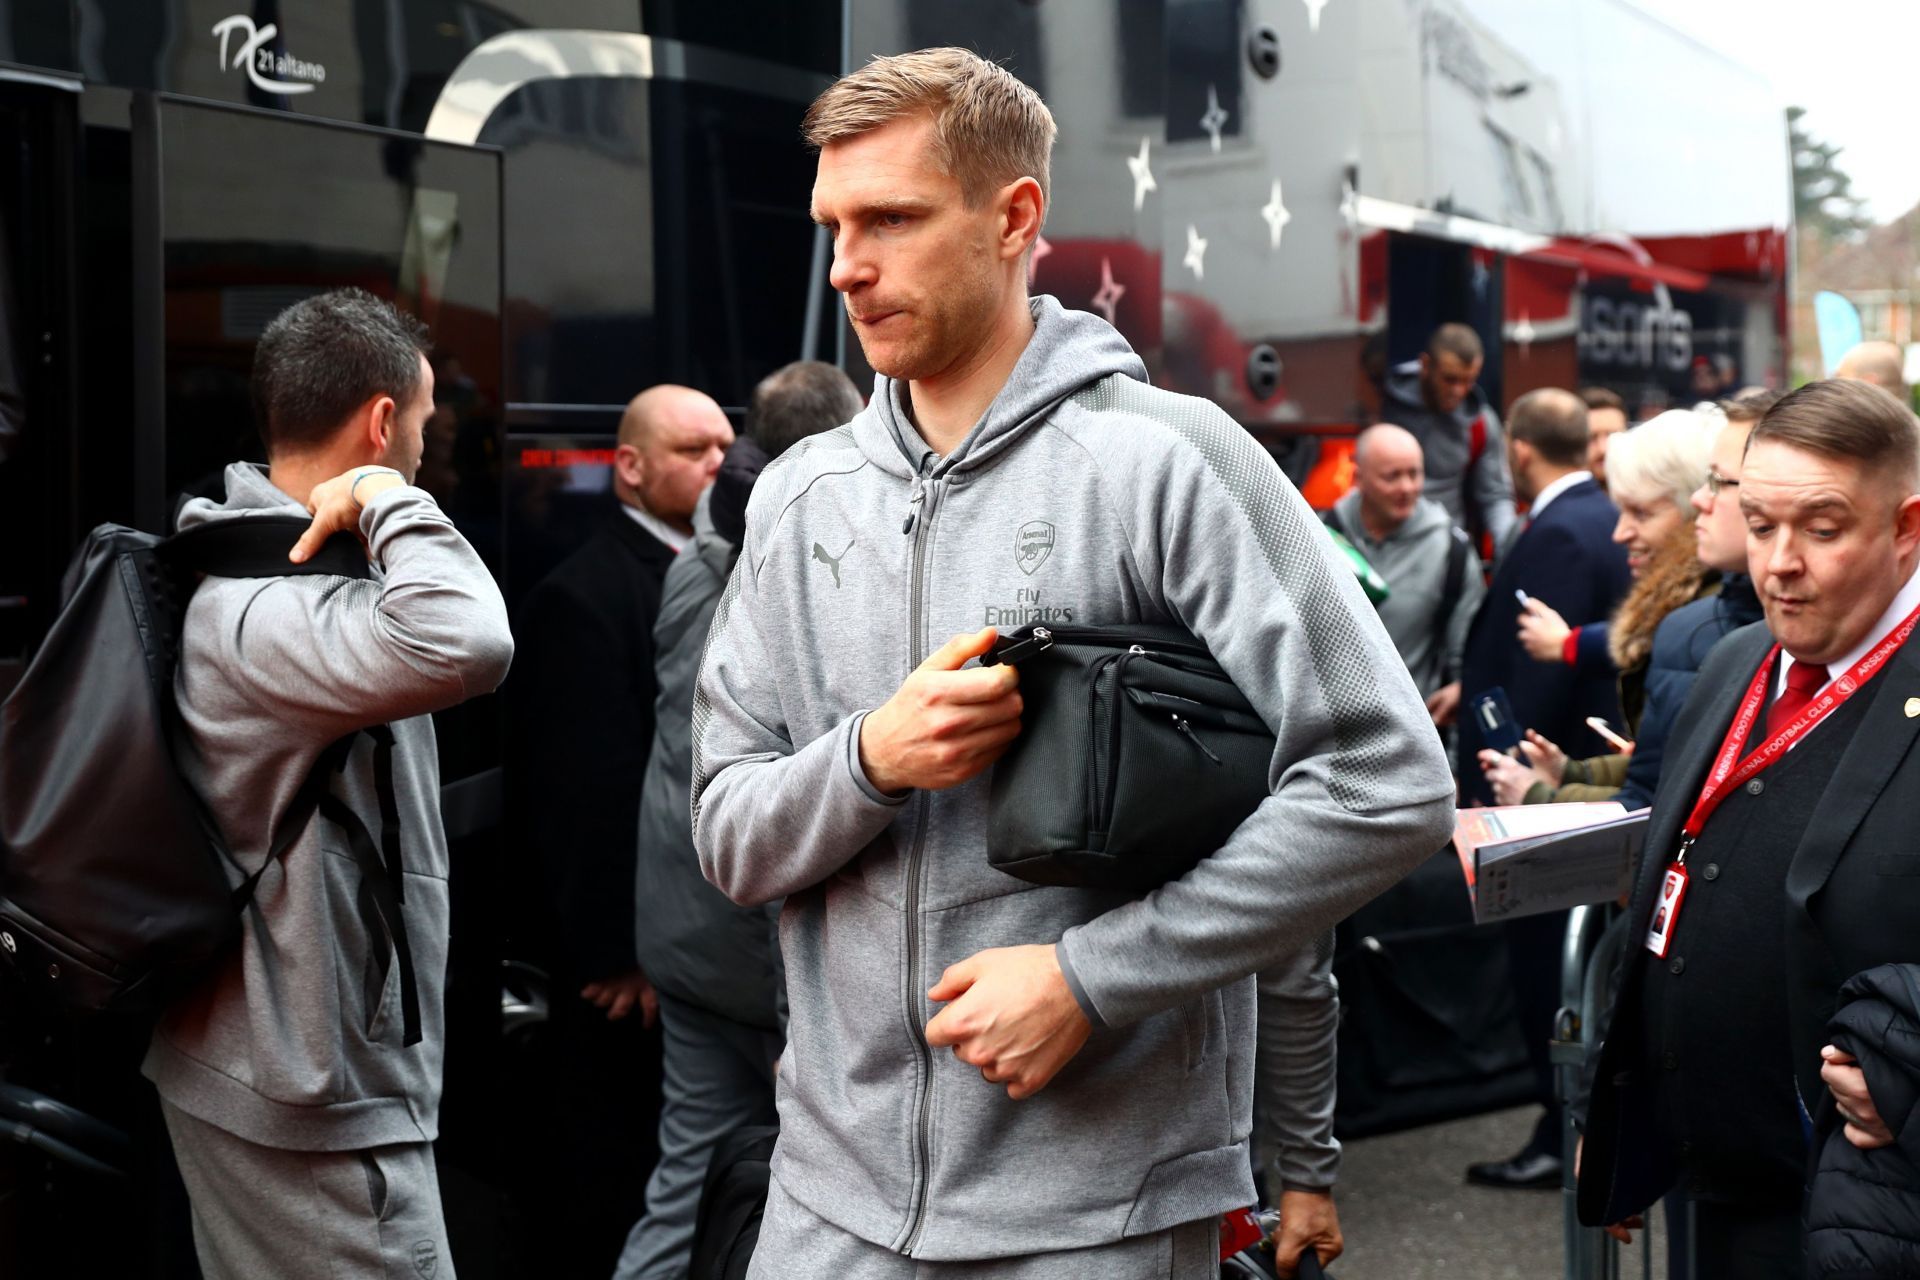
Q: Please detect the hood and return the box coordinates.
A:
[1332,489,1452,542]
[708,437,770,548]
[175,462,310,532]
[853,295,1147,480]
[1382,359,1489,418]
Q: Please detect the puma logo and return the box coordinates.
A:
[812,538,854,588]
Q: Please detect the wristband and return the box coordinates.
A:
[1560,628,1580,666]
[349,467,403,508]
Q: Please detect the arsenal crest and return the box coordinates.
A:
[1015,520,1055,576]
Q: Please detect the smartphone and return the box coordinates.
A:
[1470,686,1525,754]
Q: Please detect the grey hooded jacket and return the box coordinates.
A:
[1327,491,1485,698]
[692,298,1454,1260]
[143,463,513,1151]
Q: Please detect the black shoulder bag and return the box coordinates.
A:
[980,624,1277,891]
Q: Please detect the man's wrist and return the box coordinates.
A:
[855,709,906,797]
[349,467,405,508]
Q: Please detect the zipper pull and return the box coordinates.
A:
[1172,714,1223,765]
[986,626,1055,667]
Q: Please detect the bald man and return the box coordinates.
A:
[1836,340,1910,406]
[508,385,733,1272]
[1326,425,1484,726]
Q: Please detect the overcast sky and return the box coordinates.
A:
[1626,0,1920,223]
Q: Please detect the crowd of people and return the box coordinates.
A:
[109,43,1920,1280]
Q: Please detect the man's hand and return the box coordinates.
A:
[581,968,659,1028]
[1271,1188,1344,1278]
[1519,729,1568,784]
[1517,597,1572,663]
[1822,1044,1895,1149]
[924,944,1090,1100]
[858,628,1022,796]
[1478,748,1546,806]
[1576,1138,1643,1243]
[290,467,404,563]
[1425,681,1462,727]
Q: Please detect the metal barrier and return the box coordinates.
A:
[1552,903,1656,1280]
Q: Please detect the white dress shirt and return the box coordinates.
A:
[1778,558,1920,700]
[1525,469,1594,524]
[621,500,687,554]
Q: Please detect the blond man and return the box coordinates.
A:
[690,48,1452,1278]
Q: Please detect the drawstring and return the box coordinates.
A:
[902,455,935,536]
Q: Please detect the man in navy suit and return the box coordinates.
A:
[1457,386,1631,1187]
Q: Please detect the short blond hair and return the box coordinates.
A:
[802,47,1056,208]
[1606,408,1716,512]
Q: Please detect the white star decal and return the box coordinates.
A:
[1183,224,1209,281]
[1127,136,1157,212]
[1200,85,1229,154]
[1302,0,1331,32]
[1513,312,1536,354]
[1028,233,1053,284]
[1091,257,1126,324]
[1338,178,1360,231]
[1260,179,1292,251]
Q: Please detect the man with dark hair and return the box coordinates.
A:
[1382,323,1518,546]
[1456,387,1630,1188]
[694,46,1452,1278]
[614,360,862,1280]
[145,288,514,1278]
[507,384,733,1271]
[1580,386,1629,492]
[1579,379,1920,1277]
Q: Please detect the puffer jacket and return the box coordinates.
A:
[1806,963,1920,1278]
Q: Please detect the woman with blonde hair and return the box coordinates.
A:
[1484,404,1721,803]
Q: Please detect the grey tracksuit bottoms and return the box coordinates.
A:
[614,993,782,1280]
[747,1177,1221,1280]
[160,1099,453,1280]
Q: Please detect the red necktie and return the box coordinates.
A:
[1771,660,1829,729]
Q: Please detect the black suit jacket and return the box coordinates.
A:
[1458,478,1631,801]
[508,505,678,980]
[1579,620,1920,1225]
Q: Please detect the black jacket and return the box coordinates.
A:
[1457,478,1631,802]
[1806,963,1920,1279]
[1579,622,1920,1227]
[508,504,677,980]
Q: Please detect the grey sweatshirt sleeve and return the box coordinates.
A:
[1056,388,1455,1029]
[217,486,512,733]
[1472,406,1518,548]
[691,507,909,908]
[1443,540,1487,685]
[1254,933,1342,1190]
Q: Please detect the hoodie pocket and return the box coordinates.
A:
[325,848,400,1043]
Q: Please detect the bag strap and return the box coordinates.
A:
[160,516,372,581]
[314,728,423,1047]
[1437,526,1470,634]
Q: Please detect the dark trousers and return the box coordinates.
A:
[1690,1198,1803,1280]
[1506,908,1567,1158]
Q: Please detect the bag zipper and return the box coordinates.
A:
[1091,645,1150,836]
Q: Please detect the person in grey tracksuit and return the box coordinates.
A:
[693,49,1452,1279]
[146,291,513,1280]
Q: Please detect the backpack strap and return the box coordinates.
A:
[160,516,372,581]
[1437,525,1471,634]
[314,728,423,1048]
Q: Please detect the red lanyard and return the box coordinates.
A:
[1679,600,1920,859]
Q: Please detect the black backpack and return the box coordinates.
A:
[0,516,386,1017]
[689,1123,779,1280]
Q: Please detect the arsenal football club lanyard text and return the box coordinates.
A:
[1646,601,1920,957]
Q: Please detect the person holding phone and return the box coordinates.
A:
[1456,388,1631,1188]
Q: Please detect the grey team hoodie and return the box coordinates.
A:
[144,463,513,1151]
[692,298,1454,1260]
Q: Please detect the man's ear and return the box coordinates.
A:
[1894,491,1920,554]
[360,393,398,459]
[1418,352,1432,379]
[999,176,1045,264]
[613,442,646,491]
